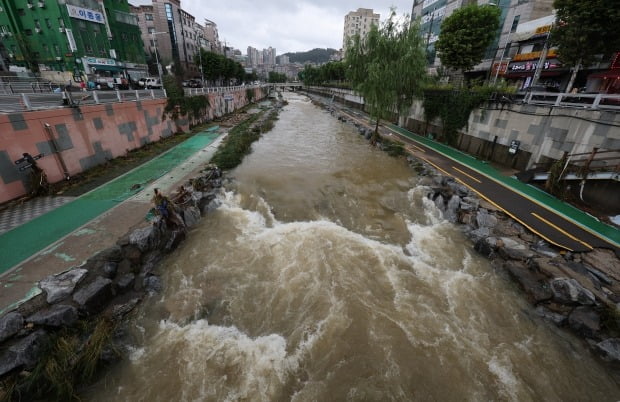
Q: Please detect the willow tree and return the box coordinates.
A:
[345,11,427,136]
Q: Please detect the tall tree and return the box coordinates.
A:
[435,5,501,77]
[551,0,620,91]
[345,11,427,135]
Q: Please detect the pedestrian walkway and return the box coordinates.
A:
[0,196,75,235]
[0,129,220,276]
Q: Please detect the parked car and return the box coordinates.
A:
[188,79,202,88]
[138,77,162,89]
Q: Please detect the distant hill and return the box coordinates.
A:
[282,48,339,64]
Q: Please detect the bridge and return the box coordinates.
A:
[270,82,303,89]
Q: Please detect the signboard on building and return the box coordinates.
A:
[65,28,77,52]
[509,59,562,73]
[508,140,520,155]
[66,4,105,24]
[85,57,117,66]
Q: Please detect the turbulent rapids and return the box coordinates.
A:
[87,94,620,401]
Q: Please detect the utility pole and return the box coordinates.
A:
[531,27,552,88]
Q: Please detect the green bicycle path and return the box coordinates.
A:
[0,129,220,275]
[388,123,620,247]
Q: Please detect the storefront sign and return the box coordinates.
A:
[509,59,561,72]
[65,28,77,52]
[492,61,509,75]
[85,57,116,66]
[535,25,552,35]
[66,4,105,24]
[509,140,520,155]
[422,6,446,24]
[513,49,557,62]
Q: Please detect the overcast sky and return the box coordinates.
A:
[129,1,414,54]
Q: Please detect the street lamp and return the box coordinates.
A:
[197,33,205,88]
[150,31,167,87]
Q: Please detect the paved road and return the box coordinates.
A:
[335,107,620,257]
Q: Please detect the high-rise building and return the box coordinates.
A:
[263,46,276,66]
[342,8,380,55]
[0,0,146,82]
[130,0,206,78]
[202,19,221,53]
[411,0,554,75]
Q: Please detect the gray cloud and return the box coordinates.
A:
[129,1,414,54]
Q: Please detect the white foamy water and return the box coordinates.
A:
[86,93,620,401]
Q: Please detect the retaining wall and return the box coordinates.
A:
[0,87,264,203]
[306,87,620,171]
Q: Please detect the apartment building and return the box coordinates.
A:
[0,0,145,82]
[130,0,208,78]
[411,0,554,76]
[342,8,380,55]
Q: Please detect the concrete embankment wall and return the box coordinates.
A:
[306,87,620,171]
[0,87,263,204]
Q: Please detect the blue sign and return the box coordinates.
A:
[66,4,105,24]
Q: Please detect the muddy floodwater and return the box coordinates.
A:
[87,93,620,401]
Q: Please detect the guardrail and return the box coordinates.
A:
[511,91,620,110]
[0,89,166,113]
[184,84,260,96]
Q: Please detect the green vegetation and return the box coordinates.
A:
[211,107,279,170]
[1,318,117,401]
[422,84,501,145]
[282,48,338,64]
[551,0,620,91]
[162,76,210,125]
[299,61,346,86]
[268,72,287,83]
[435,5,501,77]
[196,50,246,85]
[345,10,427,136]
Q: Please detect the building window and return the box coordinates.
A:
[148,27,155,34]
[145,13,153,21]
[25,29,33,35]
[45,18,51,28]
[34,20,41,29]
[511,15,520,33]
[85,44,92,52]
[58,18,65,28]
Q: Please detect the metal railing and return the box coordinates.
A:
[514,91,620,110]
[184,84,260,96]
[0,89,167,113]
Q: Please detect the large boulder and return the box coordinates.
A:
[444,195,460,223]
[39,268,88,304]
[0,312,24,342]
[183,206,201,228]
[474,236,499,258]
[129,225,161,253]
[0,330,47,376]
[582,249,620,283]
[596,338,620,362]
[568,306,600,339]
[26,304,78,327]
[535,306,567,326]
[497,237,535,261]
[476,210,498,229]
[504,262,553,303]
[73,277,114,314]
[551,278,596,305]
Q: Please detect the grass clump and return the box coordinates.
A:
[3,317,118,402]
[211,106,280,170]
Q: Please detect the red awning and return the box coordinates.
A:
[588,70,620,79]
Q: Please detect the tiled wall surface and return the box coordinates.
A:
[0,87,263,203]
